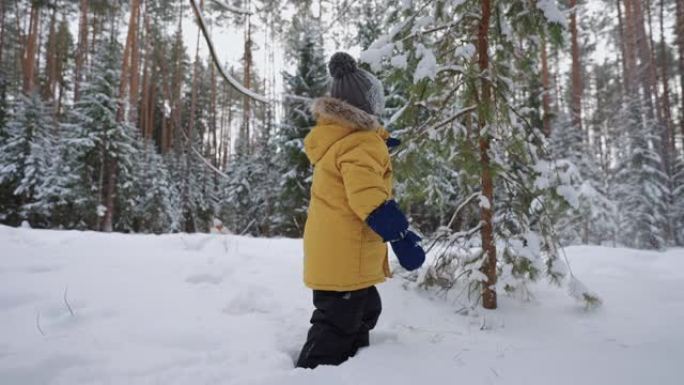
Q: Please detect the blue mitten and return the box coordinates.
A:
[386,137,401,149]
[390,231,425,271]
[366,200,409,242]
[366,200,426,271]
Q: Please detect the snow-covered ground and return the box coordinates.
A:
[1,225,682,385]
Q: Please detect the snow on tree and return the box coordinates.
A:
[0,93,56,227]
[272,11,328,236]
[549,112,616,246]
[127,141,181,233]
[360,0,599,308]
[673,152,684,245]
[612,97,670,249]
[65,37,139,231]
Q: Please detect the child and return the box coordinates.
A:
[295,52,426,369]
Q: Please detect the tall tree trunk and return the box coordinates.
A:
[0,1,6,77]
[128,1,142,125]
[623,0,639,94]
[139,9,151,139]
[631,0,658,119]
[211,48,218,167]
[89,10,98,60]
[676,0,684,147]
[660,0,675,152]
[541,34,552,137]
[156,39,174,153]
[241,10,253,155]
[74,0,88,102]
[171,11,183,153]
[22,4,40,94]
[44,6,57,101]
[102,0,141,233]
[570,0,583,132]
[617,0,628,97]
[183,0,203,233]
[646,0,665,126]
[477,0,496,310]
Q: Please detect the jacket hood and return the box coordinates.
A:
[304,97,382,164]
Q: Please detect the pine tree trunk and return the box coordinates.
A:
[631,0,657,119]
[541,34,552,137]
[183,2,203,233]
[89,11,97,60]
[660,0,675,153]
[22,3,39,94]
[44,7,57,101]
[128,1,142,125]
[646,0,665,126]
[171,12,183,153]
[223,79,232,168]
[74,0,88,102]
[0,1,5,74]
[676,0,684,148]
[211,51,218,167]
[477,0,496,310]
[139,9,151,139]
[570,0,582,132]
[241,11,253,155]
[157,44,173,153]
[617,0,628,97]
[623,0,639,94]
[102,0,141,233]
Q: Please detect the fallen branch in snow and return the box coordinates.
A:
[240,218,256,235]
[64,286,75,317]
[36,312,45,336]
[189,0,268,103]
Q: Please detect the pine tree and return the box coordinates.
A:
[0,93,56,227]
[613,97,670,249]
[360,0,598,308]
[673,152,684,245]
[549,112,615,246]
[66,37,139,230]
[29,122,84,229]
[273,15,328,236]
[123,140,180,233]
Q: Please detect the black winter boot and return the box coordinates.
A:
[296,286,382,369]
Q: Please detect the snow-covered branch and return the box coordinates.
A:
[211,0,251,15]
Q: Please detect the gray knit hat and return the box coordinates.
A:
[328,52,385,116]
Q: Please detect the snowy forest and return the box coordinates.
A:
[2,0,684,297]
[1,0,684,382]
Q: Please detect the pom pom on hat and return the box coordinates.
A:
[328,52,358,79]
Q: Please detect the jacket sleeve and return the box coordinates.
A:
[336,137,390,221]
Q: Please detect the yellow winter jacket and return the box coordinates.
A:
[302,97,392,291]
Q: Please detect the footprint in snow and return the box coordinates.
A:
[180,235,214,251]
[370,330,400,345]
[25,264,61,274]
[223,285,278,315]
[185,273,223,285]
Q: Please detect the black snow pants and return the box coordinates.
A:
[295,285,382,369]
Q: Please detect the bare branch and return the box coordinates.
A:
[189,0,268,103]
[64,286,75,317]
[36,312,45,336]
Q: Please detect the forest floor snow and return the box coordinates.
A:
[1,225,682,385]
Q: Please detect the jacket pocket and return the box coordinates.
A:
[360,225,386,277]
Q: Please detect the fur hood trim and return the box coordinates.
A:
[310,96,380,131]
